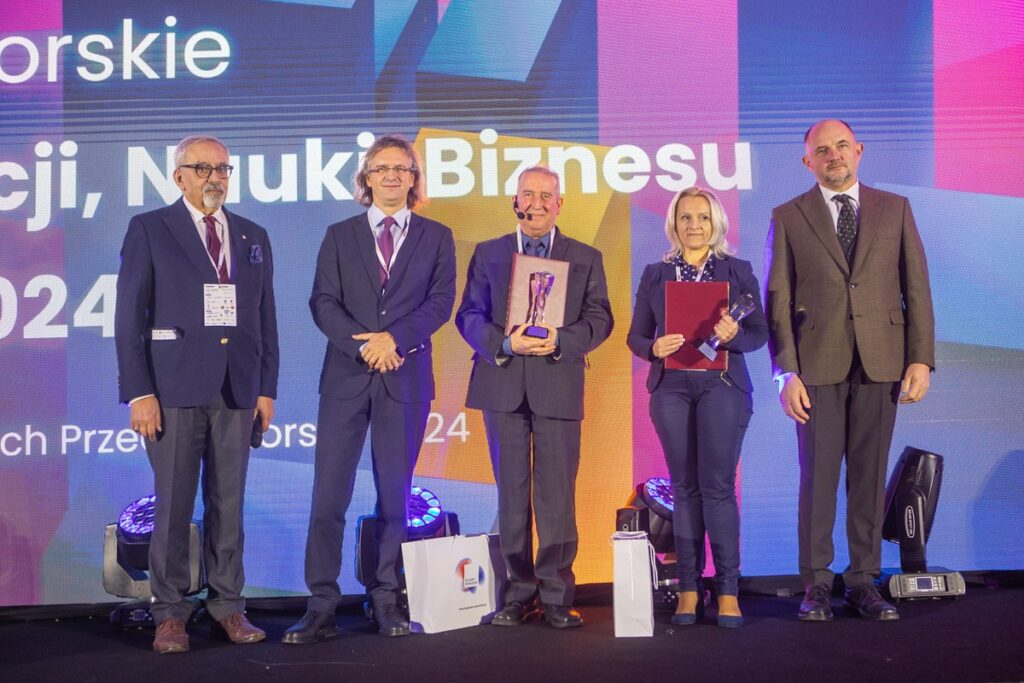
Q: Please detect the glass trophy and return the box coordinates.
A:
[524,271,555,338]
[697,293,756,361]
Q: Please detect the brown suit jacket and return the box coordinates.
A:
[764,184,935,386]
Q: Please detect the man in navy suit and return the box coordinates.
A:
[283,135,456,642]
[115,135,278,653]
[456,167,613,628]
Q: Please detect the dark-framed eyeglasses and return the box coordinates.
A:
[178,163,234,179]
[367,165,414,177]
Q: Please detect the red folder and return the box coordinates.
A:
[664,281,729,370]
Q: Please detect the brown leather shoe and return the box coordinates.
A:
[153,618,189,654]
[217,612,267,643]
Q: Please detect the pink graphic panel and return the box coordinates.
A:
[934,0,1024,197]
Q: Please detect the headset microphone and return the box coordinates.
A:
[513,197,532,221]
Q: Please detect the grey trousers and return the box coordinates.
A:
[145,389,252,624]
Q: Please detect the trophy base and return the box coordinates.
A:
[696,340,718,361]
[524,325,549,339]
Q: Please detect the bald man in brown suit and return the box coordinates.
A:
[765,119,935,622]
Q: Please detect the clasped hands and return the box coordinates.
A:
[353,331,403,372]
[510,323,558,356]
[652,308,738,359]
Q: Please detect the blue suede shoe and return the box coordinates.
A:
[671,593,704,626]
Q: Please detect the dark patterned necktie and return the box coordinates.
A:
[378,216,396,286]
[203,215,230,283]
[525,238,546,257]
[833,194,858,264]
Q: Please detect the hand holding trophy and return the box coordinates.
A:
[697,293,756,361]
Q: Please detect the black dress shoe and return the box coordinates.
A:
[844,584,900,621]
[542,604,583,629]
[491,600,538,627]
[375,604,411,637]
[282,610,338,644]
[798,583,834,622]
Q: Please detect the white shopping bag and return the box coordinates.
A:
[612,531,658,637]
[402,534,506,634]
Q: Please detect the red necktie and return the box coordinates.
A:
[203,215,230,284]
[377,216,396,287]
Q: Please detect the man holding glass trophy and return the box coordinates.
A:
[456,166,613,629]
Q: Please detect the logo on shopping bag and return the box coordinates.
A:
[455,558,485,593]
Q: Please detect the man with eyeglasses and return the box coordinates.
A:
[284,134,455,642]
[115,135,279,653]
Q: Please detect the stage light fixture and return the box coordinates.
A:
[880,447,965,600]
[407,485,445,540]
[118,494,157,541]
[103,494,205,628]
[619,477,675,554]
[355,484,460,588]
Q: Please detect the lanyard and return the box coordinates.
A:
[516,226,555,256]
[675,257,709,282]
[373,214,409,272]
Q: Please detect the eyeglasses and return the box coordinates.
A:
[178,163,234,179]
[367,165,414,177]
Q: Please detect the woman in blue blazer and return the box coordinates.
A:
[627,186,768,628]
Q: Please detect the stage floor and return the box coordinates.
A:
[2,584,1022,682]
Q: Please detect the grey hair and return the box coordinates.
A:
[516,165,561,196]
[353,134,426,210]
[663,186,735,263]
[173,135,228,167]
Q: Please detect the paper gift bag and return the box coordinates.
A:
[612,531,658,637]
[402,534,506,634]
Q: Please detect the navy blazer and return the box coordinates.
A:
[310,211,456,403]
[626,255,767,394]
[115,198,279,408]
[456,231,613,421]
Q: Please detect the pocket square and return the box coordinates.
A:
[249,244,263,264]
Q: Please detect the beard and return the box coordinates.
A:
[824,164,851,186]
[202,182,225,210]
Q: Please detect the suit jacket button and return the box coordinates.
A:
[849,282,858,288]
[220,338,229,345]
[381,309,387,316]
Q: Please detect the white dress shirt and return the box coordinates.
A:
[817,181,861,233]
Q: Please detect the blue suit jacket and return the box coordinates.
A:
[456,231,613,421]
[115,198,279,408]
[310,211,456,403]
[626,256,768,393]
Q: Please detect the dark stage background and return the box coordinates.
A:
[1,0,1022,607]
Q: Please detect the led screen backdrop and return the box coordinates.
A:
[1,0,1022,606]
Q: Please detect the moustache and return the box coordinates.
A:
[203,183,224,193]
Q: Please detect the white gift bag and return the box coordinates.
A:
[402,534,506,634]
[612,531,658,637]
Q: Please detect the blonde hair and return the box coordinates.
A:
[663,186,735,263]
